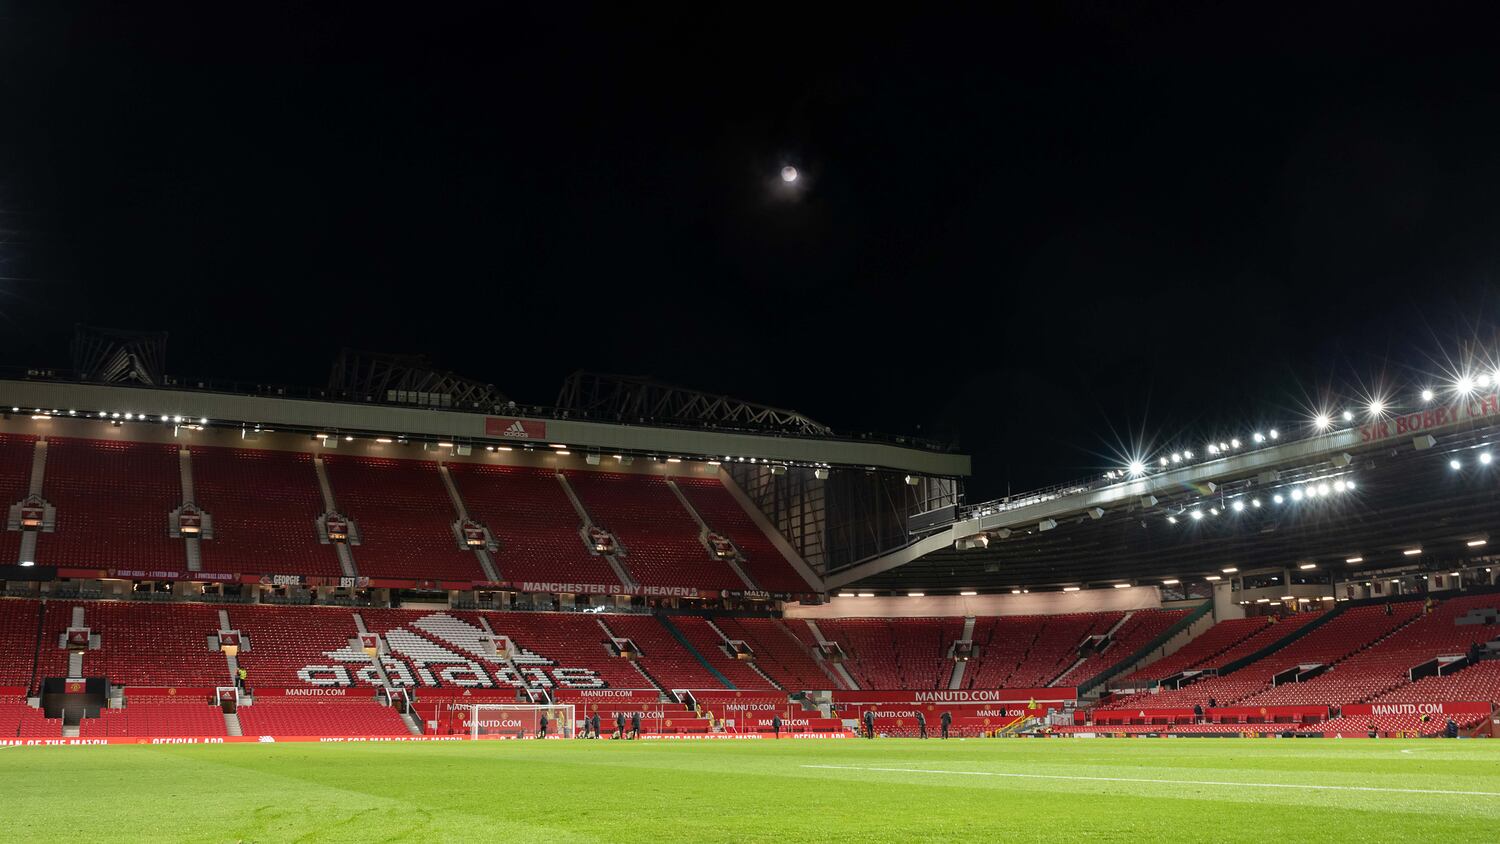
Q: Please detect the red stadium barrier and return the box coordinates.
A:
[554,689,666,705]
[830,688,1074,705]
[1339,701,1492,717]
[1091,706,1328,725]
[250,686,381,698]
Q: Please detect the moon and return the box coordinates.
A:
[781,166,798,183]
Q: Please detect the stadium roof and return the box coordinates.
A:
[0,376,970,478]
[836,397,1500,592]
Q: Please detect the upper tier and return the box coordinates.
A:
[1,435,812,593]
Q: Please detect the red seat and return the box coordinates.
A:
[0,433,38,566]
[322,456,486,582]
[447,463,622,587]
[237,699,410,736]
[565,472,742,592]
[675,477,814,594]
[191,446,342,577]
[33,438,183,570]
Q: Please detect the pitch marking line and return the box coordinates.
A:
[800,765,1500,797]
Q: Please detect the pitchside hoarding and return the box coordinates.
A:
[830,688,1074,705]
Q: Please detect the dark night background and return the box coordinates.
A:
[1,4,1498,500]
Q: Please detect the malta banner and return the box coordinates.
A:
[484,417,547,440]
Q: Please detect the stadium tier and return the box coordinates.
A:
[1241,595,1499,706]
[0,592,1496,739]
[1376,660,1500,704]
[0,433,811,594]
[1108,612,1329,708]
[1234,603,1424,706]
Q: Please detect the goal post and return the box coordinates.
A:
[463,703,576,739]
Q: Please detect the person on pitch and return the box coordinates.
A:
[915,710,927,739]
[940,710,952,739]
[591,713,601,739]
[772,714,782,738]
[631,711,642,739]
[538,711,549,739]
[616,711,626,739]
[863,709,875,739]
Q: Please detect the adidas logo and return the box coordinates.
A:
[502,420,530,438]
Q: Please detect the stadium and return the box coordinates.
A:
[7,5,1500,843]
[2,331,1500,840]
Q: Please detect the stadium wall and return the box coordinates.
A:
[782,587,1162,619]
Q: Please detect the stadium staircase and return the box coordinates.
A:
[447,463,623,587]
[312,457,360,578]
[1073,604,1208,698]
[948,617,976,690]
[594,615,667,692]
[178,447,202,572]
[351,612,400,689]
[1123,616,1277,683]
[674,475,822,593]
[704,616,782,690]
[801,619,860,690]
[0,434,41,566]
[653,615,735,689]
[663,477,760,591]
[15,437,45,567]
[436,462,502,582]
[190,446,343,577]
[712,616,828,690]
[323,456,490,582]
[555,473,638,590]
[1107,609,1338,708]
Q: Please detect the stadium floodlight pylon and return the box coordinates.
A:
[462,703,576,740]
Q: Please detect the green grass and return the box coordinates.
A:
[4,738,1500,842]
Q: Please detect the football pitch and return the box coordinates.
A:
[4,738,1499,842]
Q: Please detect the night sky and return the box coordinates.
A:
[3,5,1499,500]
